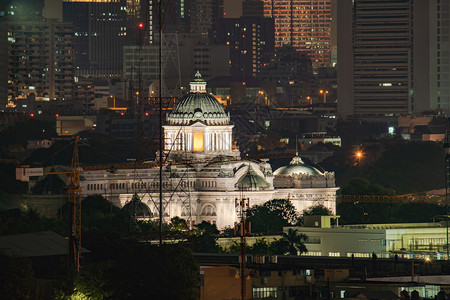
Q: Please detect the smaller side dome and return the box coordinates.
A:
[32,172,67,195]
[236,165,270,190]
[274,156,323,176]
[122,194,152,219]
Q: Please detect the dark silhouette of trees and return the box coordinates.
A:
[282,228,308,255]
[303,204,332,216]
[0,256,36,300]
[340,178,395,196]
[246,199,300,234]
[66,243,200,300]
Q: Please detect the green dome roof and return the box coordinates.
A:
[122,194,152,219]
[236,165,270,190]
[167,72,229,125]
[273,156,322,176]
[32,173,66,195]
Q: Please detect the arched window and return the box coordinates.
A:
[181,207,190,216]
[201,204,217,216]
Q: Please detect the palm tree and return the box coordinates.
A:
[282,229,308,255]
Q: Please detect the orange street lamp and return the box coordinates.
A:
[355,151,363,165]
[320,90,329,103]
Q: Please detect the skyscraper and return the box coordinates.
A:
[214,16,274,81]
[183,0,224,40]
[242,0,264,17]
[337,0,450,117]
[262,0,332,71]
[6,19,74,102]
[63,0,127,78]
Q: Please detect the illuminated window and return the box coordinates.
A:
[193,132,203,152]
[253,287,277,298]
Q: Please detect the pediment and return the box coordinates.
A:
[190,121,208,127]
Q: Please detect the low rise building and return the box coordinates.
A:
[292,216,450,259]
[298,132,342,149]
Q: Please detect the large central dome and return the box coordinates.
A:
[167,72,229,125]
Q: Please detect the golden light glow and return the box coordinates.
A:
[193,132,204,152]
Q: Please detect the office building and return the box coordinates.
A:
[123,34,229,94]
[262,0,332,71]
[63,0,127,78]
[6,19,74,102]
[214,16,274,81]
[242,0,264,17]
[337,0,450,117]
[258,45,313,87]
[183,0,224,40]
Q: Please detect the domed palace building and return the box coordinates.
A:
[80,72,338,228]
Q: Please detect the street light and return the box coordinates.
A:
[320,90,329,103]
[355,151,363,165]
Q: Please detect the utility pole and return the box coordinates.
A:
[235,197,251,300]
[158,0,164,246]
[70,136,82,272]
[444,118,450,259]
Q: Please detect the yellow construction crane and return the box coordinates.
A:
[17,137,83,271]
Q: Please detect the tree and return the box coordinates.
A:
[190,232,222,253]
[340,178,395,196]
[303,204,332,216]
[0,256,37,300]
[264,199,300,225]
[323,139,446,195]
[248,239,270,255]
[195,221,219,235]
[226,241,250,255]
[282,229,308,255]
[246,199,300,234]
[269,239,290,255]
[67,244,200,300]
[170,217,188,232]
[187,221,222,253]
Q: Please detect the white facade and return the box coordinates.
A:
[293,216,450,259]
[80,73,338,228]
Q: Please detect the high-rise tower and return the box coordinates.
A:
[63,0,127,79]
[337,0,450,117]
[6,19,74,102]
[214,16,274,81]
[262,0,332,71]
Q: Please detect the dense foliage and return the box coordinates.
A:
[321,138,446,194]
[226,229,308,256]
[246,199,300,234]
[337,202,447,225]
